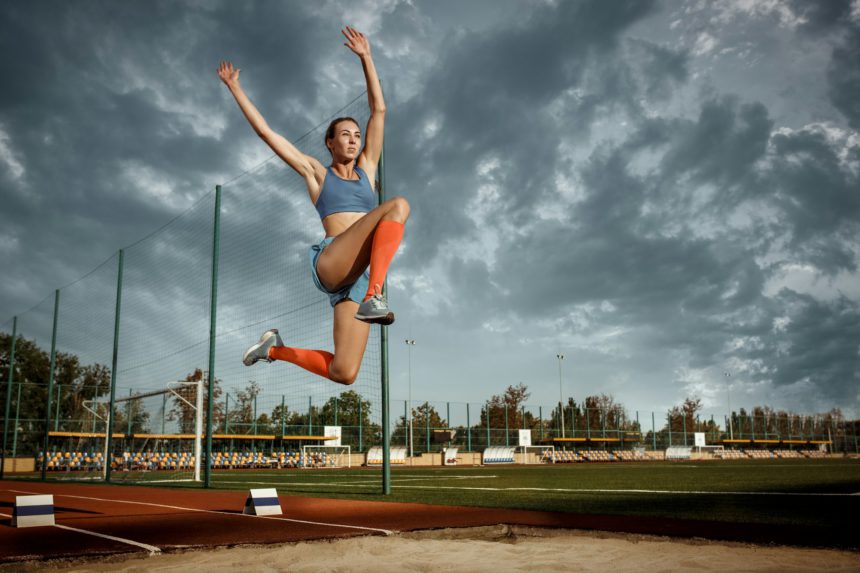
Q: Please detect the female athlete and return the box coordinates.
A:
[218,26,408,385]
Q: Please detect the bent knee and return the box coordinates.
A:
[387,196,410,222]
[329,366,358,385]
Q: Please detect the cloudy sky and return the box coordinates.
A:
[1,0,859,420]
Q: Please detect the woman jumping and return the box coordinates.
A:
[218,26,408,385]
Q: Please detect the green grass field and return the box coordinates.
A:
[30,458,860,547]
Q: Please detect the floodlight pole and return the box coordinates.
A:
[557,354,565,438]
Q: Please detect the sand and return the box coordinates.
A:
[4,526,859,573]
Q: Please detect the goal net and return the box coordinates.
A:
[517,445,554,464]
[301,445,352,469]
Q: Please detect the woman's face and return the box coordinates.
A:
[327,120,361,160]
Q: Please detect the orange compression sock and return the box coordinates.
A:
[268,346,333,380]
[365,220,404,301]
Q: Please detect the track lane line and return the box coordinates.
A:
[5,489,393,535]
[0,510,160,554]
[387,485,859,496]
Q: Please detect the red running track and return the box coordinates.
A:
[0,480,850,562]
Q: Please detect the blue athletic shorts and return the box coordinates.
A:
[308,236,370,308]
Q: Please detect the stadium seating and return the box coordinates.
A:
[613,450,648,462]
[774,449,804,459]
[715,449,747,460]
[546,449,582,463]
[745,450,774,459]
[578,450,617,462]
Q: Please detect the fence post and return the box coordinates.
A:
[586,408,591,440]
[504,404,509,447]
[12,382,22,458]
[1,316,18,480]
[466,403,471,451]
[280,395,285,437]
[54,385,61,431]
[425,408,430,452]
[204,184,222,488]
[224,394,229,433]
[486,403,490,447]
[539,406,543,442]
[358,400,363,453]
[667,413,673,447]
[682,413,687,446]
[651,411,656,450]
[41,290,60,481]
[126,388,133,435]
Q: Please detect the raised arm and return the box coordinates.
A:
[342,27,385,176]
[217,61,325,192]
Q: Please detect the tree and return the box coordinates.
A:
[226,380,260,434]
[481,383,530,430]
[167,368,224,434]
[667,396,702,433]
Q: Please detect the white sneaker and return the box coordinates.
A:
[242,329,284,366]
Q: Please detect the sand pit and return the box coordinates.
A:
[3,526,859,573]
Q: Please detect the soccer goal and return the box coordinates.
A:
[517,445,554,464]
[104,379,204,483]
[301,445,352,469]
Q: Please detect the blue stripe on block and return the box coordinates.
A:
[253,497,280,507]
[15,505,54,517]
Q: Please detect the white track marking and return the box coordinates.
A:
[5,489,393,535]
[0,510,160,554]
[213,475,499,487]
[388,485,859,496]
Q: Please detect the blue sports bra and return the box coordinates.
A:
[314,164,376,220]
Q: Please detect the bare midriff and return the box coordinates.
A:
[322,211,367,238]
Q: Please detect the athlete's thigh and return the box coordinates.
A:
[316,204,390,291]
[331,300,370,373]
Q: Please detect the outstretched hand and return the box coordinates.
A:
[342,26,371,58]
[217,61,241,87]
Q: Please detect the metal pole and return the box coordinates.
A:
[12,382,22,458]
[425,406,429,452]
[224,394,229,433]
[105,250,124,483]
[280,395,285,436]
[557,354,565,438]
[204,185,221,488]
[194,374,203,482]
[54,385,61,431]
[651,411,656,450]
[378,139,391,494]
[306,396,311,435]
[405,339,415,459]
[126,388,133,435]
[41,289,60,481]
[586,408,591,440]
[539,406,543,442]
[466,403,471,451]
[504,404,509,447]
[1,316,18,479]
[334,397,338,426]
[358,399,363,453]
[486,402,490,447]
[724,372,733,440]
